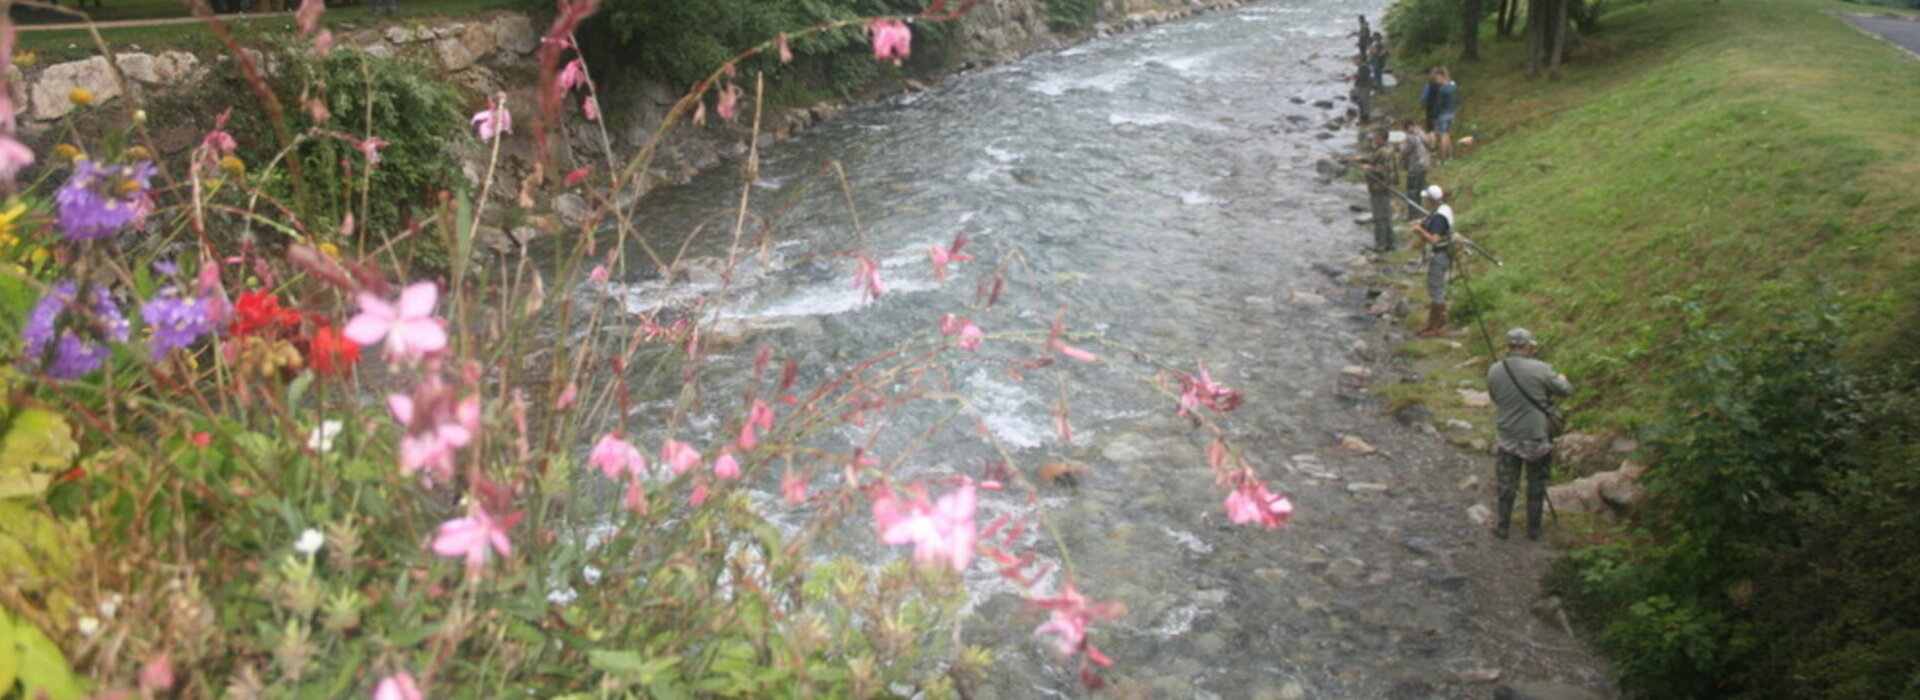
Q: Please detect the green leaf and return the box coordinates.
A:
[588,649,646,674]
[3,606,85,699]
[0,609,19,695]
[0,408,78,499]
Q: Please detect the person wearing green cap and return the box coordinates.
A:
[1485,328,1573,540]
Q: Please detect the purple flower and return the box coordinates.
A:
[140,287,215,360]
[55,160,157,241]
[22,281,130,379]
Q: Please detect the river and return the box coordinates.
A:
[575,0,1612,696]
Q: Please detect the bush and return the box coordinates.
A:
[1384,0,1462,61]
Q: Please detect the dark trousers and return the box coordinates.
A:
[1405,170,1427,220]
[1496,449,1552,536]
[1369,191,1395,251]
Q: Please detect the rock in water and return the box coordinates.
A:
[1338,435,1378,453]
[1038,460,1091,487]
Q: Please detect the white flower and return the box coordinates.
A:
[294,528,325,555]
[306,420,343,452]
[76,616,100,637]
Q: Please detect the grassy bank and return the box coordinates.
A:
[1381,0,1920,431]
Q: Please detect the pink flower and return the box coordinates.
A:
[690,482,710,506]
[940,314,983,351]
[661,440,701,474]
[0,135,31,183]
[775,33,793,63]
[557,58,587,92]
[1178,362,1244,415]
[589,433,646,480]
[872,483,977,571]
[345,282,449,362]
[1030,581,1124,686]
[587,264,609,284]
[738,399,775,449]
[296,0,325,36]
[853,255,885,301]
[432,505,514,568]
[472,93,513,141]
[781,468,807,504]
[928,232,972,282]
[1223,474,1292,529]
[1046,312,1100,363]
[313,29,334,55]
[582,95,600,122]
[355,136,389,166]
[139,653,174,692]
[372,672,422,700]
[388,378,480,486]
[715,83,741,121]
[869,19,912,63]
[623,480,649,515]
[713,451,741,480]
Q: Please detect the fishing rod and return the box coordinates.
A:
[1365,172,1504,266]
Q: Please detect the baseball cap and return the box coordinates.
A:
[1507,328,1537,347]
[1424,184,1444,200]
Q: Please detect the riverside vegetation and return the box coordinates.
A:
[1380,0,1920,694]
[0,0,1300,695]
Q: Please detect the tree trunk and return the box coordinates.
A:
[1549,0,1571,78]
[1463,0,1483,60]
[1525,0,1546,79]
[1497,0,1514,37]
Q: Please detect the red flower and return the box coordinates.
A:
[230,291,301,338]
[307,324,361,376]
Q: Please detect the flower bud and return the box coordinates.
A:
[68,88,93,106]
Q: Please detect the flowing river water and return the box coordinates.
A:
[571,0,1613,695]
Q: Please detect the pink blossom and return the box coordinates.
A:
[587,265,609,284]
[661,440,701,474]
[775,33,793,63]
[432,505,514,568]
[853,255,885,301]
[313,29,334,54]
[1046,312,1100,362]
[869,19,912,63]
[0,135,31,182]
[582,95,600,122]
[372,673,422,700]
[556,381,579,409]
[355,136,389,166]
[589,433,646,480]
[623,479,649,515]
[471,94,513,141]
[690,482,710,506]
[1178,362,1244,415]
[781,468,807,504]
[295,0,325,36]
[928,232,972,282]
[738,399,775,449]
[872,483,977,571]
[1223,475,1292,529]
[138,653,174,692]
[713,451,741,480]
[716,83,741,121]
[345,282,448,362]
[388,379,480,486]
[940,314,983,351]
[557,58,587,92]
[1030,582,1124,686]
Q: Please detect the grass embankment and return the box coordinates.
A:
[1377,0,1920,432]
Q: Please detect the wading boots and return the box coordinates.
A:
[1416,303,1448,338]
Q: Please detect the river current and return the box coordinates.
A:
[569,0,1612,696]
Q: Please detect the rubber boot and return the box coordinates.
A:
[1494,491,1514,540]
[1416,303,1448,338]
[1526,491,1545,540]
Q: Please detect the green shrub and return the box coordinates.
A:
[1384,0,1461,61]
[1043,0,1101,31]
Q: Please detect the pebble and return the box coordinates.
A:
[1341,365,1373,378]
[1459,474,1481,490]
[1289,289,1330,306]
[1444,418,1475,431]
[1347,482,1390,494]
[1467,503,1494,525]
[1459,668,1504,683]
[1403,537,1445,557]
[1194,589,1230,606]
[1338,435,1378,453]
[1279,681,1307,700]
[1458,389,1493,408]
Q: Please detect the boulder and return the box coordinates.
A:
[152,51,203,84]
[490,13,538,55]
[31,56,122,120]
[114,53,160,84]
[435,23,496,72]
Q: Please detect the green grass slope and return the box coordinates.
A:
[1399,0,1920,430]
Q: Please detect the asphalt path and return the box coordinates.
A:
[1843,12,1920,58]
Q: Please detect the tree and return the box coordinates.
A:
[1462,0,1483,59]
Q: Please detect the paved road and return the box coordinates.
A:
[1844,13,1920,58]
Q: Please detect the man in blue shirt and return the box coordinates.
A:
[1419,67,1459,161]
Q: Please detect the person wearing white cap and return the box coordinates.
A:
[1410,184,1456,337]
[1485,328,1573,540]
